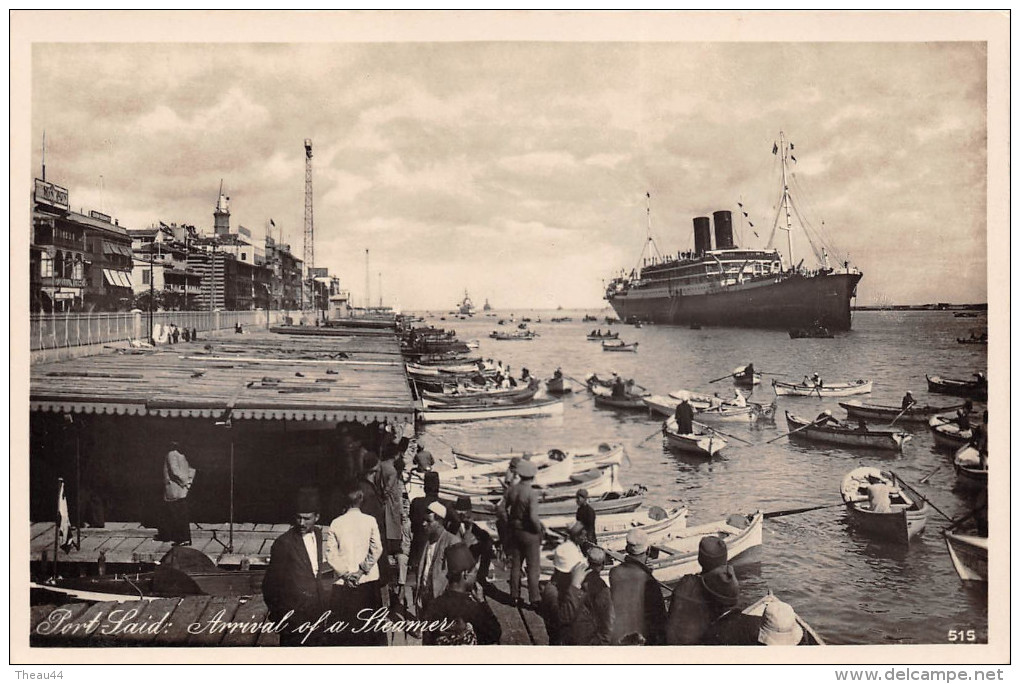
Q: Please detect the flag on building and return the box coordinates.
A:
[269,219,275,227]
[56,478,73,552]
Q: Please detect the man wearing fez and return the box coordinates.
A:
[609,528,667,645]
[414,501,461,615]
[263,487,333,646]
[666,535,729,644]
[421,542,502,645]
[409,470,443,567]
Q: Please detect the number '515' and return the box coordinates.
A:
[948,629,976,642]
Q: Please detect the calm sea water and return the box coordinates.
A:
[414,309,989,645]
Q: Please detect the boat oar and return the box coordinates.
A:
[638,426,665,445]
[888,402,914,427]
[708,370,740,384]
[890,471,955,523]
[694,421,752,446]
[918,465,941,484]
[764,500,862,519]
[764,416,829,444]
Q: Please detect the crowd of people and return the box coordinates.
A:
[251,429,808,647]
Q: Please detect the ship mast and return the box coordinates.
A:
[779,131,795,270]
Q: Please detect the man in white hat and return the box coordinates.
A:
[561,546,615,645]
[413,500,461,615]
[609,528,667,645]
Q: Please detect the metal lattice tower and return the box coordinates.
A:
[303,139,314,308]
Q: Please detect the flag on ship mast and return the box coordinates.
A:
[56,478,73,552]
[772,142,778,155]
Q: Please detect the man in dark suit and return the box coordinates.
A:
[263,487,334,646]
[609,528,667,645]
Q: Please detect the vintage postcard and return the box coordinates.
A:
[9,10,1009,670]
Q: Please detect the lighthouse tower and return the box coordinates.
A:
[214,180,231,236]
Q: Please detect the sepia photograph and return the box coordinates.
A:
[10,10,1009,671]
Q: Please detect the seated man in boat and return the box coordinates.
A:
[731,389,747,408]
[814,409,840,427]
[810,372,823,387]
[867,482,893,514]
[955,401,974,431]
[901,391,915,411]
[855,418,869,431]
[973,371,987,387]
[553,367,564,380]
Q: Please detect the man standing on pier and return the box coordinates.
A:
[263,487,333,647]
[159,441,195,546]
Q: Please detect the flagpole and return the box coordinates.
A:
[75,428,82,550]
[53,478,63,582]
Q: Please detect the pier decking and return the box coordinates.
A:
[30,331,415,424]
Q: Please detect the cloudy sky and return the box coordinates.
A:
[30,31,990,309]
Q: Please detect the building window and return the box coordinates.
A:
[72,257,84,280]
[241,253,247,261]
[142,270,150,285]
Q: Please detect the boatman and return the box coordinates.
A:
[901,391,915,411]
[611,375,627,398]
[814,409,840,427]
[575,488,598,551]
[732,389,747,407]
[674,393,695,435]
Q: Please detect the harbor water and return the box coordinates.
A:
[415,309,990,645]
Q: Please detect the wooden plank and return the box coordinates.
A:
[185,596,242,647]
[130,538,174,563]
[94,535,149,564]
[218,596,271,647]
[30,522,54,541]
[65,600,128,647]
[153,596,210,646]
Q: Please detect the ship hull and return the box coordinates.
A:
[607,272,862,331]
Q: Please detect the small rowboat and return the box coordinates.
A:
[957,337,987,345]
[537,507,692,577]
[839,467,928,544]
[772,378,873,397]
[472,488,646,520]
[406,360,483,375]
[540,506,688,546]
[732,372,762,388]
[452,442,624,467]
[418,396,563,424]
[788,326,834,339]
[953,445,988,491]
[662,417,727,457]
[545,375,573,394]
[411,462,621,502]
[489,330,537,341]
[450,445,625,478]
[602,340,639,352]
[839,400,965,425]
[944,531,988,582]
[420,378,539,407]
[594,393,648,410]
[696,401,775,423]
[586,332,620,341]
[926,374,987,401]
[785,412,910,451]
[740,593,826,645]
[585,512,764,586]
[928,415,972,451]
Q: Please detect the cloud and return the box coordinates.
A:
[30,41,988,308]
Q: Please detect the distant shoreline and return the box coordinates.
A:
[852,304,987,312]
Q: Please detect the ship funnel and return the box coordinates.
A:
[693,217,713,254]
[713,210,735,249]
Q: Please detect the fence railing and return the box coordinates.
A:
[29,309,299,351]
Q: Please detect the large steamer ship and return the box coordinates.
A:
[605,136,862,331]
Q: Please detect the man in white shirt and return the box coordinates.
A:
[324,488,385,646]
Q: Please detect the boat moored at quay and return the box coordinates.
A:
[604,135,862,331]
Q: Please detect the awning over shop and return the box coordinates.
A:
[102,269,133,288]
[102,242,133,257]
[31,400,413,425]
